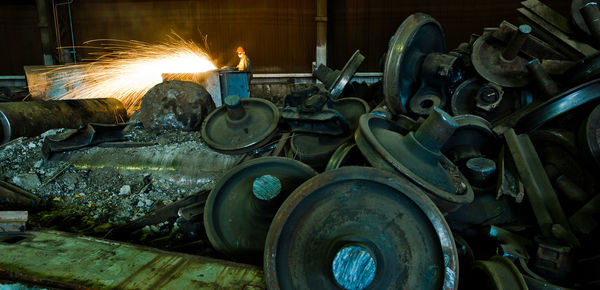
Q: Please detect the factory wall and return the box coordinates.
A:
[0,0,570,75]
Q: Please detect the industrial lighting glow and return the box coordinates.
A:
[42,35,217,114]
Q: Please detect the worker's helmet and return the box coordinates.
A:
[236,46,245,54]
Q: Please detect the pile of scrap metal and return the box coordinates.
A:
[2,1,600,289]
[197,3,600,289]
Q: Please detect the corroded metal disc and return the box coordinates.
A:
[355,114,474,212]
[204,157,317,262]
[264,166,458,290]
[201,98,280,154]
[471,33,530,88]
[383,13,445,115]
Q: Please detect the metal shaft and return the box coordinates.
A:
[0,98,127,144]
[581,2,600,44]
[527,59,559,98]
[504,129,574,242]
[413,107,459,152]
[224,95,247,121]
[502,25,531,61]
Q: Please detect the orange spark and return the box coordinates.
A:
[44,35,217,113]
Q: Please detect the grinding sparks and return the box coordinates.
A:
[42,36,217,113]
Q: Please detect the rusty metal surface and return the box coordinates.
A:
[201,96,280,154]
[204,157,316,262]
[0,98,127,145]
[471,31,531,88]
[355,110,474,213]
[0,230,266,289]
[383,13,445,115]
[264,166,458,289]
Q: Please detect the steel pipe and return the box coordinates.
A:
[0,98,127,144]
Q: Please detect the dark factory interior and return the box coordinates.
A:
[1,0,599,289]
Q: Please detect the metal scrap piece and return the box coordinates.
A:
[517,4,598,59]
[41,123,127,160]
[493,79,600,135]
[504,129,578,246]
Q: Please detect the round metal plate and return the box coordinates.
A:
[583,103,600,168]
[471,33,530,88]
[264,166,458,290]
[204,157,317,261]
[329,51,366,100]
[450,78,521,122]
[383,13,445,115]
[201,98,280,154]
[515,79,600,132]
[355,114,474,213]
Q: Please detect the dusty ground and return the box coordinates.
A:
[0,112,242,249]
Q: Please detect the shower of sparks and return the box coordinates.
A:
[40,35,217,113]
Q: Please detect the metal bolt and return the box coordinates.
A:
[581,2,600,44]
[413,107,459,152]
[501,24,531,61]
[225,95,246,121]
[252,175,282,201]
[527,59,559,98]
[477,86,500,104]
[332,245,376,290]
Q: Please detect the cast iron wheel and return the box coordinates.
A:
[201,97,280,154]
[355,113,474,213]
[204,157,317,262]
[264,166,458,290]
[383,13,445,115]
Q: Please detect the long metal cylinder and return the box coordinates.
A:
[414,107,459,153]
[581,2,600,44]
[0,98,127,144]
[527,59,559,98]
[502,25,531,61]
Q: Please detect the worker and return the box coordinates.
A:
[236,46,252,72]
